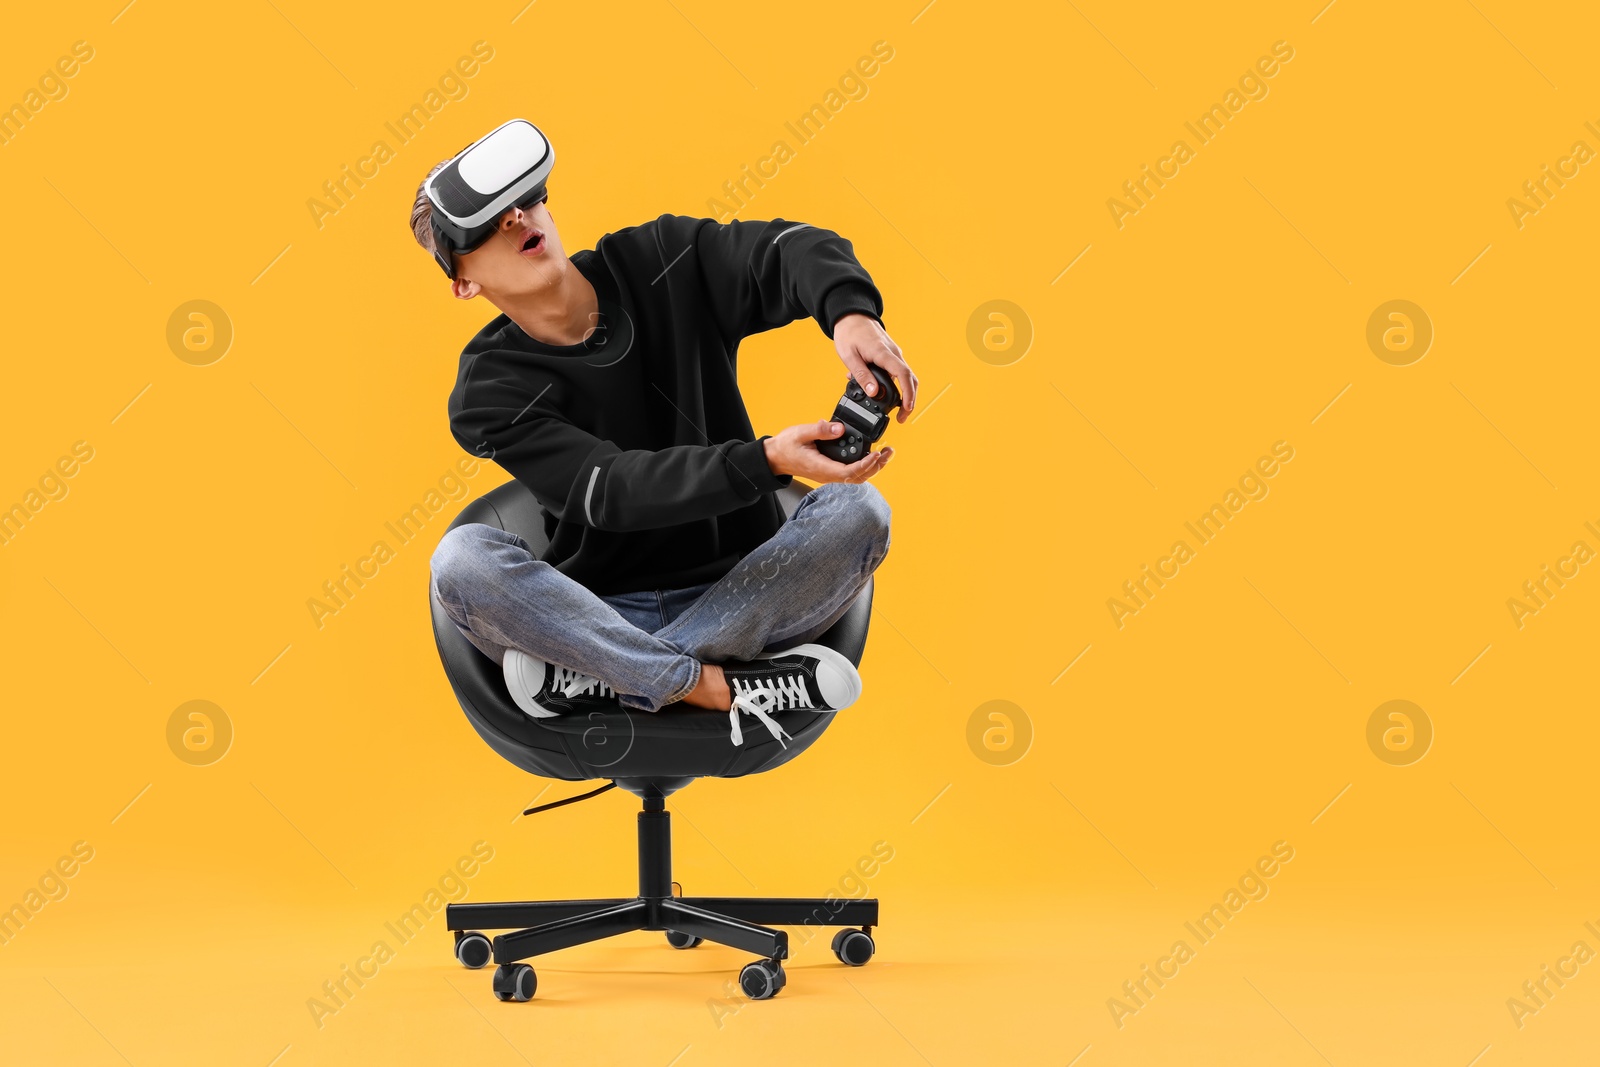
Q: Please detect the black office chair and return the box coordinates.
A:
[432,477,880,1003]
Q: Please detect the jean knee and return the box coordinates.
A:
[821,481,891,564]
[431,523,516,601]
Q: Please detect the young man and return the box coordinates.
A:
[415,121,916,746]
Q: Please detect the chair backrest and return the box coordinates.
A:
[430,478,873,783]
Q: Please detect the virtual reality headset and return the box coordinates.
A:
[426,119,555,279]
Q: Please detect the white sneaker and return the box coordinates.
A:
[503,649,621,720]
[719,643,863,747]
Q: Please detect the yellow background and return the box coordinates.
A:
[3,0,1597,1063]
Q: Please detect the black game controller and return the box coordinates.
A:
[816,365,902,463]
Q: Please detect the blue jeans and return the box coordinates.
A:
[430,482,891,713]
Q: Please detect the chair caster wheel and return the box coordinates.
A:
[831,928,875,967]
[666,930,704,949]
[455,931,492,969]
[739,958,786,1000]
[492,963,536,1002]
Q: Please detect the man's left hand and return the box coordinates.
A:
[833,313,918,423]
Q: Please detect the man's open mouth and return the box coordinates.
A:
[519,230,545,255]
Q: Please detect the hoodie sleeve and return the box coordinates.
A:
[667,216,885,344]
[451,387,791,533]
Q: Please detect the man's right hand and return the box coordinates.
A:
[763,421,894,484]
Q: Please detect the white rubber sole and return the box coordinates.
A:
[502,649,562,719]
[756,643,863,711]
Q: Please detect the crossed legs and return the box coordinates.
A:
[429,482,891,714]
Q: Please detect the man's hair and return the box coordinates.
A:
[409,160,452,257]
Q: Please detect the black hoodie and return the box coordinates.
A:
[447,214,885,596]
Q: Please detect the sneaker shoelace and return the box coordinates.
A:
[551,664,616,701]
[726,671,809,747]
